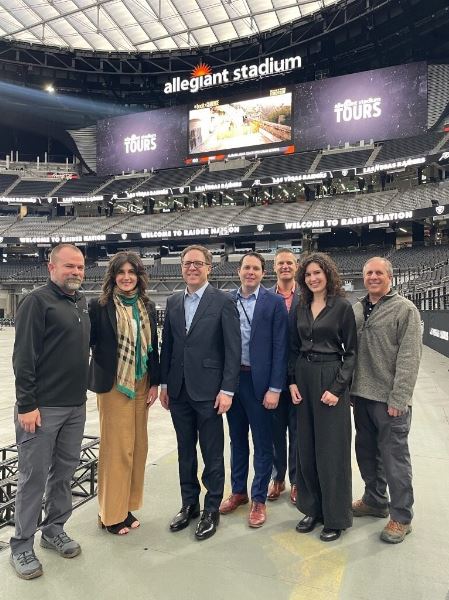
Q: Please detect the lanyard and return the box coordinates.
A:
[238,297,252,326]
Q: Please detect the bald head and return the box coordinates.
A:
[48,245,85,295]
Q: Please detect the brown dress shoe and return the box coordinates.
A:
[219,493,249,514]
[267,480,285,501]
[290,484,297,505]
[248,501,266,528]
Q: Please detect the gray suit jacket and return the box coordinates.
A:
[160,284,241,402]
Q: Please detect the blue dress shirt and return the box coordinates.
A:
[236,286,259,366]
[236,285,282,394]
[184,281,208,332]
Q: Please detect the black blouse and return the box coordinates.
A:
[288,295,357,397]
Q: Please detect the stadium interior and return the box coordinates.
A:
[1,0,449,596]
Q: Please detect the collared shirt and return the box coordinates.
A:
[275,283,296,312]
[184,281,209,332]
[161,281,233,398]
[236,285,260,366]
[237,286,282,394]
[363,290,392,321]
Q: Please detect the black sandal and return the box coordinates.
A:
[124,512,140,529]
[98,515,129,535]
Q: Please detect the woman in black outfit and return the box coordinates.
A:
[289,252,357,542]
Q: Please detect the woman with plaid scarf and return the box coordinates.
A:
[88,252,160,535]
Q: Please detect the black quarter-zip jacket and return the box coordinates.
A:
[13,280,91,414]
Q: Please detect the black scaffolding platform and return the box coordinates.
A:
[0,436,99,530]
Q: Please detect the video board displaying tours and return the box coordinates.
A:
[293,62,428,151]
[96,106,188,176]
[188,92,292,155]
[96,62,430,175]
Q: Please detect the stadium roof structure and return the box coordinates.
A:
[0,0,339,53]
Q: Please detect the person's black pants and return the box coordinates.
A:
[272,389,297,484]
[295,358,352,530]
[170,384,224,512]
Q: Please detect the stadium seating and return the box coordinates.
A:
[97,176,149,195]
[251,152,317,179]
[136,167,200,191]
[318,149,373,171]
[58,175,110,196]
[0,174,19,193]
[11,180,60,197]
[375,131,444,162]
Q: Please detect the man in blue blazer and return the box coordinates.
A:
[160,245,241,541]
[220,252,288,528]
[267,248,300,505]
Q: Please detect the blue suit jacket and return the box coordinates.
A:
[268,284,301,391]
[232,286,288,400]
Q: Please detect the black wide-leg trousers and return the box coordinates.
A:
[295,357,352,530]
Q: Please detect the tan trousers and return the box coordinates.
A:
[97,376,149,526]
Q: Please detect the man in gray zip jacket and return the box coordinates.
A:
[351,257,422,544]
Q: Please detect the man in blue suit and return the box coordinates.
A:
[267,248,300,505]
[220,252,288,528]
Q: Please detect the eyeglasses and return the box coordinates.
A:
[182,260,210,269]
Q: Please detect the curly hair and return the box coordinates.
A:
[99,251,150,306]
[296,252,345,304]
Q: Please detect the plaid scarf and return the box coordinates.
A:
[113,289,152,399]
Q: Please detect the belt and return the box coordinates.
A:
[301,352,341,363]
[240,365,251,371]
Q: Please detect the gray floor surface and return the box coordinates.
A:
[0,326,448,600]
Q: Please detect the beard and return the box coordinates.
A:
[64,278,82,291]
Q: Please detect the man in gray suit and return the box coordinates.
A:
[160,245,241,540]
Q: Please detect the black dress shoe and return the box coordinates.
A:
[169,504,200,532]
[320,527,341,542]
[296,515,321,533]
[195,510,220,541]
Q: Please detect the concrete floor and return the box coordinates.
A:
[0,325,449,600]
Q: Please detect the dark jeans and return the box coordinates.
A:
[170,384,225,512]
[353,396,414,524]
[295,358,352,530]
[226,371,274,504]
[10,404,86,554]
[272,389,297,484]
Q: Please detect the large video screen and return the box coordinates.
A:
[293,62,428,151]
[189,92,292,155]
[97,107,188,175]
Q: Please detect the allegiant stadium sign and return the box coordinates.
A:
[163,56,302,94]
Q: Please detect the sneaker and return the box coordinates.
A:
[352,498,389,518]
[10,550,43,580]
[40,532,81,558]
[380,520,412,544]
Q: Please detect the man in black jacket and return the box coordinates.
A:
[10,244,90,580]
[160,245,241,541]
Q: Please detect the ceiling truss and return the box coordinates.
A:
[0,0,337,53]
